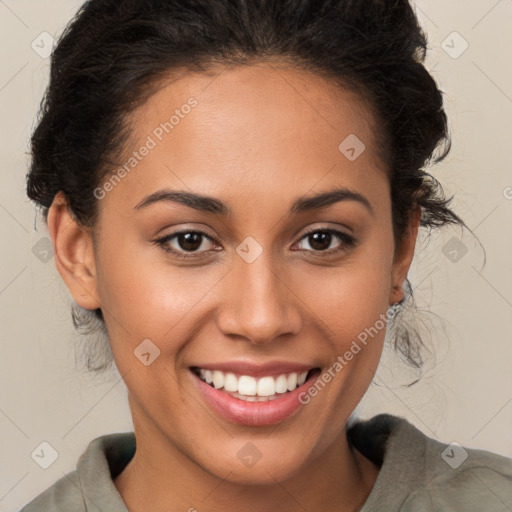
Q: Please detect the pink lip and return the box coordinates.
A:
[191,360,316,378]
[190,368,320,427]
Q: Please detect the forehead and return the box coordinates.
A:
[105,62,389,215]
[132,63,381,156]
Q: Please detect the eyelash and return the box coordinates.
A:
[154,227,357,260]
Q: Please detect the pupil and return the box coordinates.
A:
[310,231,331,251]
[179,233,201,251]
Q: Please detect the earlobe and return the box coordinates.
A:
[47,191,101,310]
[389,206,421,305]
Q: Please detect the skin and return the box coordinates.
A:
[48,62,420,512]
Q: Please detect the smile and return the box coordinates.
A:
[190,365,322,426]
[192,367,315,401]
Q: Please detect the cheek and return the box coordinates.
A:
[307,270,391,426]
[298,255,393,339]
[95,222,394,361]
[295,248,393,395]
[94,234,229,359]
[318,278,390,385]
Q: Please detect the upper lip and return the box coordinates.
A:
[190,360,318,378]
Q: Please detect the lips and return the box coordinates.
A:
[189,362,322,426]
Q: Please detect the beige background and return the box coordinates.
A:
[1,0,511,510]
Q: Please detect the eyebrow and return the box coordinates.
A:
[134,186,374,217]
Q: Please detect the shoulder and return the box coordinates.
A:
[350,414,512,511]
[18,470,85,512]
[407,427,512,510]
[18,432,135,512]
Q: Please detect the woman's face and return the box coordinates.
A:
[51,62,418,484]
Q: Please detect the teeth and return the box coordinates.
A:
[297,371,307,386]
[238,375,257,395]
[257,376,276,397]
[287,373,298,391]
[275,374,288,393]
[212,370,224,389]
[197,368,310,397]
[224,372,238,392]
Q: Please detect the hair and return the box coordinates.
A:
[27,0,476,374]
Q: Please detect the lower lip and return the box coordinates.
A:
[191,370,319,427]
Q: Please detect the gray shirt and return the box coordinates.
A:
[19,414,512,511]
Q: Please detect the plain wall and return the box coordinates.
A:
[1,1,511,510]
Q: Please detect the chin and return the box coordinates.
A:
[197,440,313,486]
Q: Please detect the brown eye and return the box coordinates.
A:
[155,230,218,259]
[307,231,333,251]
[176,232,204,251]
[294,229,356,255]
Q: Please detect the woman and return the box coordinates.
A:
[21,0,512,510]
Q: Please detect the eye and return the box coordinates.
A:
[293,228,356,256]
[155,230,220,259]
[154,227,357,260]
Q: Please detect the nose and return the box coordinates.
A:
[216,254,302,346]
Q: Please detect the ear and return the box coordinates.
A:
[47,191,100,310]
[389,206,421,305]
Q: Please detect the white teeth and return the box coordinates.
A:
[275,374,288,394]
[238,375,257,396]
[196,368,313,397]
[212,370,224,389]
[287,373,297,391]
[257,376,276,397]
[223,372,238,392]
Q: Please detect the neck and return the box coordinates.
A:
[114,399,379,512]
